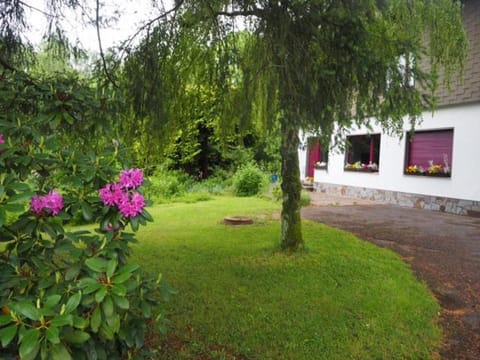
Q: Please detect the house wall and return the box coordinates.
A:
[299,102,480,214]
[298,0,480,215]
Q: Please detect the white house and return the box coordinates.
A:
[299,0,480,216]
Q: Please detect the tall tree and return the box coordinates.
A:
[124,0,467,251]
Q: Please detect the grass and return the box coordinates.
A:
[131,196,441,359]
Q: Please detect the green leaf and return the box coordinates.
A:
[112,295,129,310]
[81,202,93,221]
[85,258,106,273]
[130,216,139,231]
[111,284,126,297]
[38,275,55,289]
[102,296,114,318]
[141,209,154,222]
[79,278,102,295]
[7,191,34,204]
[0,208,6,228]
[91,306,101,332]
[51,314,73,327]
[51,342,72,360]
[106,258,117,278]
[3,203,25,212]
[19,328,40,359]
[62,328,90,344]
[64,291,82,314]
[44,294,62,308]
[95,286,107,303]
[115,263,140,276]
[10,301,40,321]
[0,324,17,347]
[72,315,89,330]
[141,301,151,318]
[112,271,132,284]
[0,314,13,326]
[99,323,114,340]
[65,264,81,281]
[45,326,60,344]
[8,182,31,192]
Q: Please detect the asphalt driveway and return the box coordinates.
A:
[302,193,480,360]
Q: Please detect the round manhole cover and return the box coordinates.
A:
[223,216,254,225]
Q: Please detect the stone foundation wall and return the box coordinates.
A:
[314,182,480,217]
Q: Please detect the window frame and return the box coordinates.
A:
[344,133,380,173]
[404,128,454,178]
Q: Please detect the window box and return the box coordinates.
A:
[344,167,379,173]
[405,165,451,178]
[344,162,379,173]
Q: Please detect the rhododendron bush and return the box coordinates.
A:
[0,71,171,359]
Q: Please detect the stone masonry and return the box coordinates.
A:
[314,182,480,217]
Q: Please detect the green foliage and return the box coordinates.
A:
[0,69,171,359]
[232,163,267,197]
[147,168,194,202]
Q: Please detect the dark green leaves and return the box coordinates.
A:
[64,291,82,314]
[9,302,40,321]
[0,324,17,347]
[85,258,106,273]
[19,328,40,359]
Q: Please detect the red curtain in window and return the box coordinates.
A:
[408,130,453,169]
[307,141,321,177]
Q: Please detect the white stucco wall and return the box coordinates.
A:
[299,102,480,202]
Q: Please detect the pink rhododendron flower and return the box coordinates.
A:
[30,190,63,217]
[45,190,63,215]
[100,169,146,219]
[30,195,44,215]
[99,183,126,206]
[0,133,4,154]
[118,168,144,190]
[118,192,145,218]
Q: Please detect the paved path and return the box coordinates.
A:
[302,193,480,360]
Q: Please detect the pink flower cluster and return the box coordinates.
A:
[30,190,64,217]
[99,168,145,218]
[0,134,4,144]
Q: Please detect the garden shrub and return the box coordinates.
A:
[187,173,231,195]
[232,163,267,197]
[0,71,171,359]
[147,168,193,202]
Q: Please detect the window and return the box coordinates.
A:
[405,129,453,177]
[344,134,380,172]
[306,137,328,177]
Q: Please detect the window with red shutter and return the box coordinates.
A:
[405,129,453,177]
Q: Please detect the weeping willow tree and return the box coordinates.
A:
[123,0,467,251]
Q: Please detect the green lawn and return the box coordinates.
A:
[132,196,441,359]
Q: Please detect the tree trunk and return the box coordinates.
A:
[280,119,304,251]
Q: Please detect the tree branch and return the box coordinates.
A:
[117,0,185,59]
[18,0,55,18]
[95,0,118,88]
